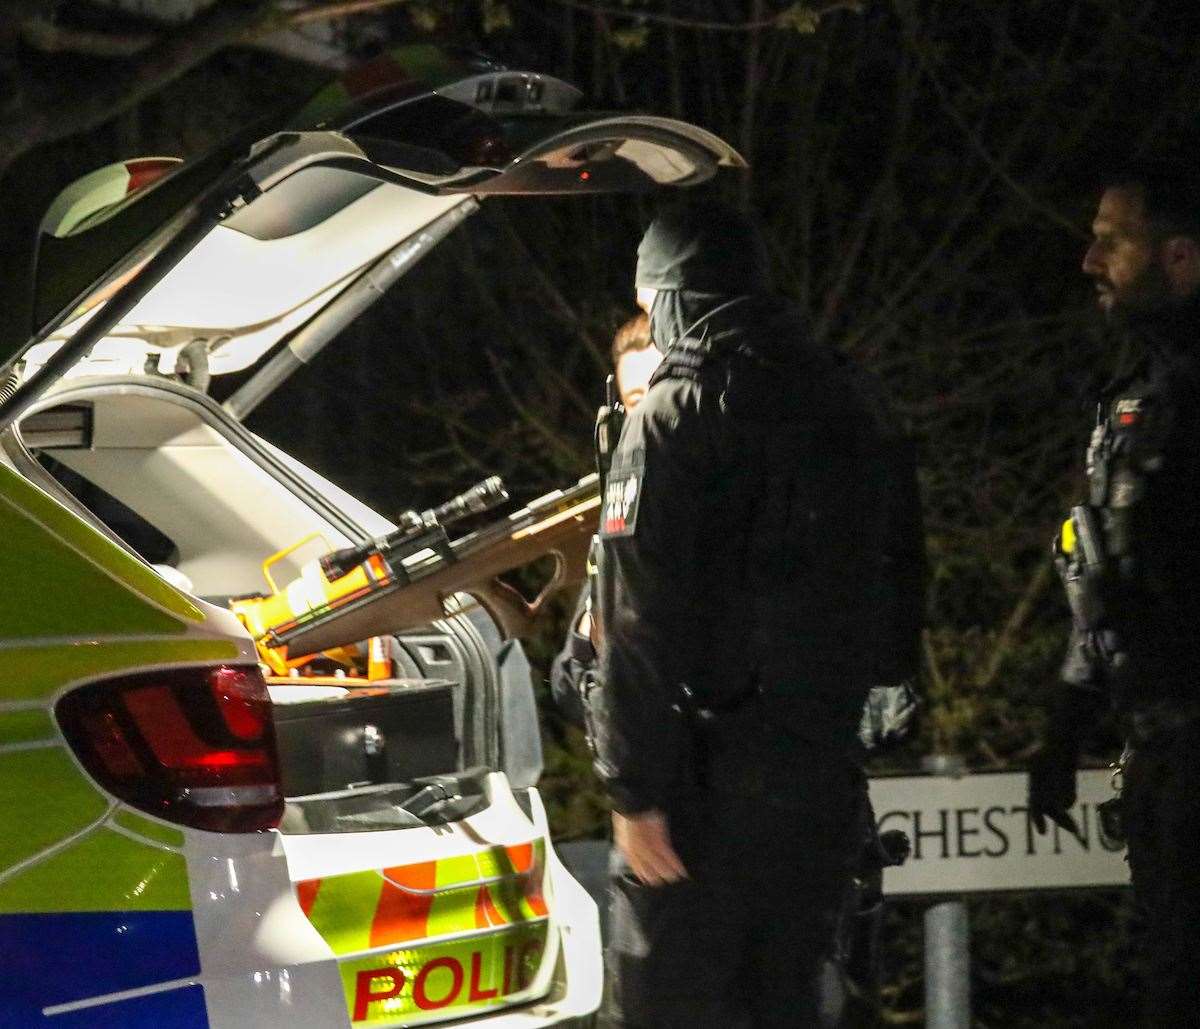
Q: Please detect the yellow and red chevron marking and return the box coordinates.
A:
[296,840,549,956]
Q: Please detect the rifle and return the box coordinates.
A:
[236,473,600,667]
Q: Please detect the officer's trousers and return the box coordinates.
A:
[602,732,860,1028]
[1125,720,1200,1027]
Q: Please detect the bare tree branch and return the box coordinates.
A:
[285,0,413,26]
[974,559,1054,692]
[19,18,156,58]
[0,0,415,180]
[537,0,862,34]
[736,0,765,203]
[0,2,275,176]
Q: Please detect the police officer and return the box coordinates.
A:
[1028,164,1200,1024]
[551,312,660,727]
[589,199,923,1027]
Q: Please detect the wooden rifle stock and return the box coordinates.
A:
[280,474,599,655]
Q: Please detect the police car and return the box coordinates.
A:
[0,47,742,1028]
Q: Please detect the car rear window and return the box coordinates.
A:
[37,454,179,567]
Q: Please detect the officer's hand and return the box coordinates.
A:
[1027,746,1080,836]
[613,809,689,887]
[877,828,912,868]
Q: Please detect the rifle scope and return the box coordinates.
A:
[319,476,509,582]
[421,475,509,526]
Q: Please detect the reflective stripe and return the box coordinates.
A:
[112,810,185,850]
[0,816,192,914]
[425,879,479,940]
[0,747,109,877]
[305,865,383,954]
[1,912,203,1026]
[299,840,549,956]
[372,861,434,947]
[39,157,182,239]
[0,463,202,630]
[1,639,240,703]
[0,747,191,913]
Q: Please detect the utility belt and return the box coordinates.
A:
[1125,699,1200,746]
[673,681,860,803]
[671,681,764,792]
[1097,746,1131,846]
[577,676,764,798]
[1093,703,1200,846]
[674,680,762,726]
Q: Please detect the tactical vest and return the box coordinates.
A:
[1063,355,1200,706]
[1085,381,1155,562]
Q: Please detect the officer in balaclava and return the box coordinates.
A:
[590,198,923,1027]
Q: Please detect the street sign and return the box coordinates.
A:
[869,770,1128,896]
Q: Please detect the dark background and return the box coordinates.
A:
[5,1,1199,1023]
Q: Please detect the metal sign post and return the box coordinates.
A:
[924,899,970,1028]
[915,755,971,1028]
[870,766,1126,1026]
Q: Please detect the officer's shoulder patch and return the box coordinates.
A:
[1114,396,1145,428]
[599,460,644,539]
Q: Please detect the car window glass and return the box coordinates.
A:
[37,453,179,567]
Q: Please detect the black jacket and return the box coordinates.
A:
[592,296,923,814]
[549,583,592,728]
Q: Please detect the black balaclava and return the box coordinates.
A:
[634,199,773,353]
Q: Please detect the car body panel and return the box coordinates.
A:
[1,408,601,1028]
[283,777,556,1027]
[0,460,204,635]
[3,639,240,703]
[0,464,252,1026]
[0,47,740,1027]
[24,183,470,381]
[14,101,736,388]
[13,376,385,597]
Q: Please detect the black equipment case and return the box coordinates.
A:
[271,679,461,798]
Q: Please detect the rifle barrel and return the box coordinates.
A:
[275,473,600,652]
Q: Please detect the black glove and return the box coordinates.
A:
[874,828,911,868]
[1027,745,1079,836]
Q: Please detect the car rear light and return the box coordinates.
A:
[124,157,179,196]
[57,664,283,833]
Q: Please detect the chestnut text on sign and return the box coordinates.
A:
[870,770,1128,895]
